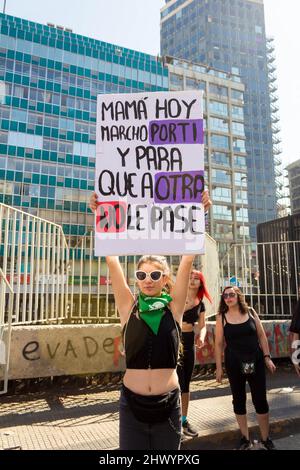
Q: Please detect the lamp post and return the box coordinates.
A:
[240,176,247,292]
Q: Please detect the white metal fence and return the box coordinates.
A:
[0,267,13,394]
[220,241,300,317]
[1,203,298,327]
[0,203,69,325]
[66,232,208,322]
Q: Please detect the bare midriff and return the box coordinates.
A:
[181,321,194,333]
[123,368,179,395]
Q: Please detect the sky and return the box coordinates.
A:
[1,0,299,169]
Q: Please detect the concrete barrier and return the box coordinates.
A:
[0,320,293,380]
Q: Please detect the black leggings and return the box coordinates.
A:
[177,331,195,393]
[119,386,181,450]
[225,350,269,415]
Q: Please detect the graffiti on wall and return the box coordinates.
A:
[195,321,293,365]
[4,321,293,380]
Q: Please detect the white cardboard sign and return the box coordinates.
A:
[95,91,204,256]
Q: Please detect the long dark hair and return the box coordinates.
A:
[218,286,249,316]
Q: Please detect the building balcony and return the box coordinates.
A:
[272,124,281,134]
[268,72,277,83]
[274,153,282,164]
[270,93,279,104]
[267,63,276,74]
[267,54,276,64]
[275,167,282,177]
[272,135,282,145]
[269,83,278,93]
[271,114,280,124]
[271,103,279,113]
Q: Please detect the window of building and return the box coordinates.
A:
[235,172,248,187]
[209,100,228,116]
[211,134,230,150]
[233,138,246,152]
[213,205,232,221]
[234,155,247,169]
[214,223,233,240]
[235,189,248,204]
[231,89,244,102]
[232,105,244,120]
[186,77,206,91]
[210,117,229,133]
[236,207,249,222]
[232,121,245,136]
[212,187,232,203]
[209,84,228,98]
[170,73,183,90]
[212,169,231,185]
[211,151,230,166]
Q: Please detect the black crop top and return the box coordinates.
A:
[122,304,181,370]
[223,313,260,356]
[183,302,205,325]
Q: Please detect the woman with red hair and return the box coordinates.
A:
[177,269,212,437]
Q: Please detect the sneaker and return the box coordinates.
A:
[260,437,276,450]
[237,436,252,450]
[182,420,199,437]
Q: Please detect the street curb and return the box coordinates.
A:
[181,416,300,450]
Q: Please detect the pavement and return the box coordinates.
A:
[0,362,299,451]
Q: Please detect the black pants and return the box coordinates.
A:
[177,331,195,393]
[225,349,269,415]
[119,386,181,450]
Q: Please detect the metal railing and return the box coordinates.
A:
[0,203,69,325]
[1,203,219,325]
[67,232,211,322]
[0,267,13,394]
[220,241,300,317]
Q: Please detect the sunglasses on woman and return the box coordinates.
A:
[135,270,165,282]
[223,292,237,299]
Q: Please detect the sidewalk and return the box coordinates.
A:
[0,366,299,450]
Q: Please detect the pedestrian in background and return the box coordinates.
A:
[177,270,212,438]
[215,286,276,450]
[290,291,300,377]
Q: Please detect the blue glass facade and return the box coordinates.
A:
[0,13,168,239]
[161,0,277,239]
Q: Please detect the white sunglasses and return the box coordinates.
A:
[135,270,165,282]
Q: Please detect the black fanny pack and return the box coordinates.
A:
[240,359,256,375]
[228,347,261,376]
[122,385,180,423]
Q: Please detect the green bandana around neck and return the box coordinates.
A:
[138,292,172,335]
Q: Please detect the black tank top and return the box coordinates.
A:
[122,303,181,370]
[223,311,260,356]
[183,301,205,325]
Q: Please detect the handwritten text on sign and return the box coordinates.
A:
[95,91,204,256]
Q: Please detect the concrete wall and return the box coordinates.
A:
[0,320,293,380]
[196,320,293,365]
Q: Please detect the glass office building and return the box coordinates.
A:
[286,160,300,216]
[166,56,249,253]
[0,13,249,318]
[0,13,168,243]
[161,0,280,239]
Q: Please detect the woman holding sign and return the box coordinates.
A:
[89,191,211,450]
